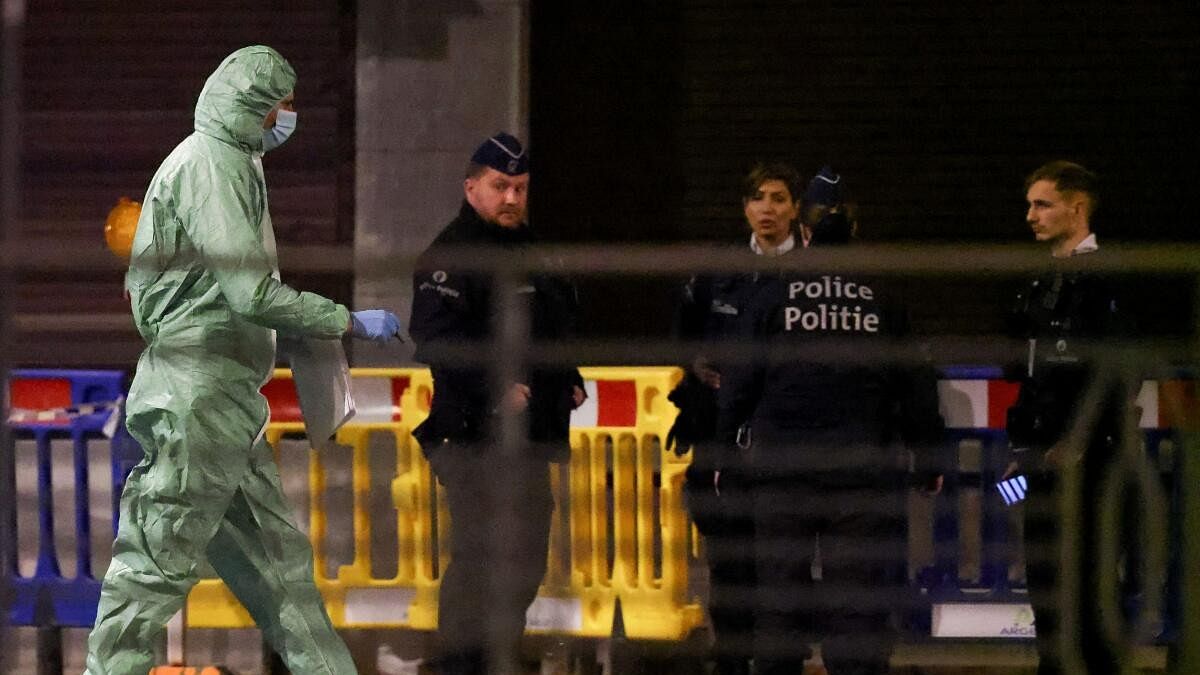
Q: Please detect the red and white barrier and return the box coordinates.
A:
[262,373,416,425]
[938,378,1197,431]
[569,379,638,428]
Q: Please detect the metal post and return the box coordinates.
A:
[37,625,65,675]
[1095,368,1169,675]
[1174,428,1200,674]
[1170,276,1200,674]
[490,266,529,675]
[0,2,26,673]
[33,587,63,675]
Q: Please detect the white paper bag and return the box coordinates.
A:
[280,336,356,449]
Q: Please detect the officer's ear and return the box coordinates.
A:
[1065,192,1089,219]
[464,176,483,207]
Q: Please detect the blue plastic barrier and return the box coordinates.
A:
[6,369,125,629]
[925,366,1188,643]
[922,366,1021,600]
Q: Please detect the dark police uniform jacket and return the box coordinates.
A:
[409,200,583,462]
[670,264,788,464]
[715,271,945,487]
[677,270,774,342]
[1005,249,1122,470]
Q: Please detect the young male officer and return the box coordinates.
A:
[1005,160,1127,675]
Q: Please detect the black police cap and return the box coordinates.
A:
[470,132,528,176]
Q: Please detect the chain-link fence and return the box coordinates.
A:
[3,239,1199,674]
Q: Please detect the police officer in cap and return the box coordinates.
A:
[409,133,585,675]
[716,168,944,674]
[800,165,857,246]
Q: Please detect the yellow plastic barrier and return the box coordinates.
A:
[186,366,705,641]
[564,367,703,639]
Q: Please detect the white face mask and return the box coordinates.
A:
[262,109,297,152]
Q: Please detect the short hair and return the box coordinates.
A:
[465,161,488,179]
[1025,160,1099,215]
[742,161,802,203]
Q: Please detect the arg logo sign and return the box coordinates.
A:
[932,602,1037,639]
[999,606,1037,637]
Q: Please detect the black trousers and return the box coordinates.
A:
[685,466,756,675]
[428,446,555,675]
[752,475,908,675]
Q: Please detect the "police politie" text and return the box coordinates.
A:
[785,276,881,333]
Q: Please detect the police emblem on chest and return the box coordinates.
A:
[711,300,738,316]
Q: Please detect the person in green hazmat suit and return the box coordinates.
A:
[84,46,401,675]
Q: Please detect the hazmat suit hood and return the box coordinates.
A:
[194,45,295,153]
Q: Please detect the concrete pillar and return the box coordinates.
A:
[355,0,529,365]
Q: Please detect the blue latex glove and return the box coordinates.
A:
[350,310,402,343]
